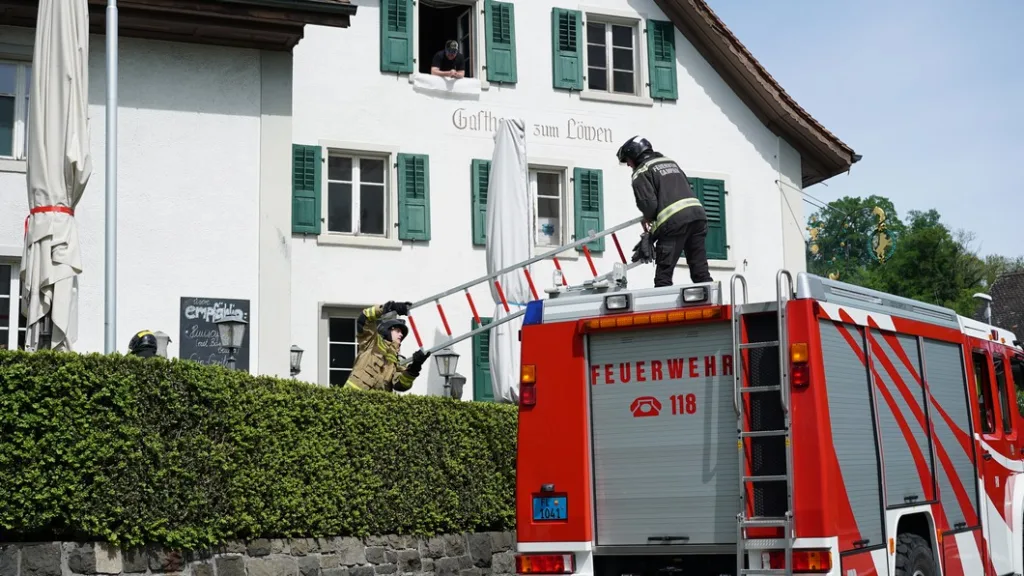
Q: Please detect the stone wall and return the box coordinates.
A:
[0,532,517,576]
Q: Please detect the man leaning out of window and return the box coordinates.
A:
[431,40,466,79]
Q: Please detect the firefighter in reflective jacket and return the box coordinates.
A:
[344,301,431,392]
[617,135,713,287]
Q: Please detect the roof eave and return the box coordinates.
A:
[654,0,859,187]
[0,0,358,52]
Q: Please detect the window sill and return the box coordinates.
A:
[0,159,26,173]
[579,91,654,107]
[409,73,483,99]
[317,234,403,250]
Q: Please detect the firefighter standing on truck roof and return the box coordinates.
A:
[344,301,431,393]
[617,135,713,287]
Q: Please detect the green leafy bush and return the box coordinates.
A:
[0,350,518,549]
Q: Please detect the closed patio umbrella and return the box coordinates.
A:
[484,118,531,404]
[20,0,92,351]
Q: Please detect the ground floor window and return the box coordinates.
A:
[0,262,27,350]
[327,313,359,386]
[530,168,566,248]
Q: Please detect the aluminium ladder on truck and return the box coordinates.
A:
[397,216,651,365]
[731,271,797,576]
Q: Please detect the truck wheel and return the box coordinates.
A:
[894,533,937,576]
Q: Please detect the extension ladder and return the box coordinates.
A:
[399,216,650,363]
[731,270,797,576]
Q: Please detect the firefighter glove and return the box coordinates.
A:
[384,300,413,316]
[411,349,431,367]
[631,233,654,264]
[406,349,431,377]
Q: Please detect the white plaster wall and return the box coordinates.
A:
[289,0,805,396]
[0,27,262,366]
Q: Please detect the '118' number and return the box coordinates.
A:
[670,394,697,415]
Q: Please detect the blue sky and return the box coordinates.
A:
[705,0,1024,258]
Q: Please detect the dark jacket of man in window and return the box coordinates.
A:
[431,40,466,78]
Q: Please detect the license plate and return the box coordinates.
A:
[532,496,567,521]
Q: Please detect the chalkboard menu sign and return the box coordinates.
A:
[178,297,251,371]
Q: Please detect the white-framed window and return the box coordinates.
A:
[0,262,27,350]
[579,8,652,106]
[529,168,567,248]
[0,60,31,161]
[586,19,639,95]
[325,311,359,387]
[325,152,390,237]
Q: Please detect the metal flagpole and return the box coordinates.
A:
[104,0,118,353]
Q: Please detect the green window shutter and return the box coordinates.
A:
[380,0,414,74]
[398,153,431,241]
[485,0,518,84]
[472,317,495,402]
[646,19,678,100]
[551,8,583,91]
[471,159,491,246]
[291,143,321,235]
[573,168,605,254]
[693,177,728,260]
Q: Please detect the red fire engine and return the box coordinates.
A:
[513,270,1024,576]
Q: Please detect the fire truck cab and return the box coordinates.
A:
[513,269,1024,576]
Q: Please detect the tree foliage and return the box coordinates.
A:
[806,197,1022,317]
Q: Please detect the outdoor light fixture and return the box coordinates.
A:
[448,372,467,400]
[290,344,304,378]
[432,347,460,397]
[215,314,247,370]
[153,331,172,358]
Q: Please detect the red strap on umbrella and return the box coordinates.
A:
[24,205,75,236]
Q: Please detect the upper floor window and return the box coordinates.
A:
[0,60,31,161]
[586,20,638,96]
[327,154,389,237]
[379,0,518,85]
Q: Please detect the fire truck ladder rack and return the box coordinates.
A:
[398,216,648,365]
[732,270,796,576]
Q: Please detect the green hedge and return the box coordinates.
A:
[0,350,518,549]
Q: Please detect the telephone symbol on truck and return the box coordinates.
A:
[629,396,662,417]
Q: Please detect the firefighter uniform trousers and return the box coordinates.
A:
[653,217,713,287]
[344,305,417,392]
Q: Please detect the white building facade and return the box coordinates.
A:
[288,0,858,398]
[0,0,857,401]
[0,0,357,376]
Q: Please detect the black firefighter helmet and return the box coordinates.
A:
[616,135,653,165]
[377,311,409,343]
[128,330,158,357]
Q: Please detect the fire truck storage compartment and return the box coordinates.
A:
[817,319,981,554]
[587,320,738,546]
